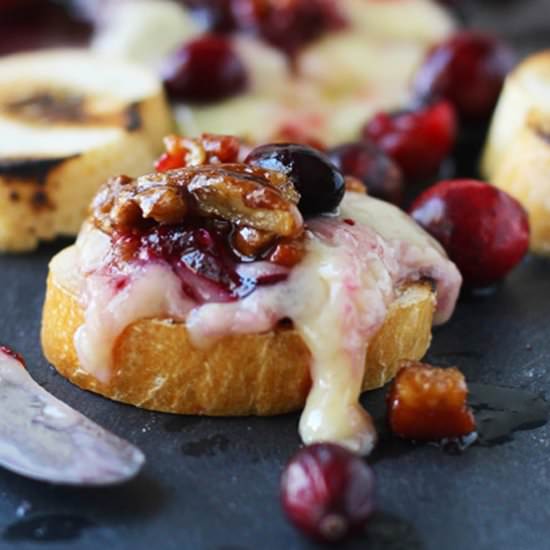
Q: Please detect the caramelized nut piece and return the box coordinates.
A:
[387,361,476,441]
[92,164,303,243]
[155,133,241,172]
[233,227,276,257]
[269,237,306,267]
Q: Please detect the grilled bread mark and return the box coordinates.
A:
[1,89,143,131]
[0,49,173,251]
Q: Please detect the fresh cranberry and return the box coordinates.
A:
[328,141,403,206]
[245,143,345,217]
[363,101,457,182]
[161,35,248,103]
[409,179,530,286]
[281,443,375,543]
[0,346,26,367]
[266,0,344,56]
[413,31,516,120]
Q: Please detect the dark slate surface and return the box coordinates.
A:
[0,1,550,549]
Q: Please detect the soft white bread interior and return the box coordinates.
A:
[41,244,436,416]
[482,51,550,254]
[0,49,173,251]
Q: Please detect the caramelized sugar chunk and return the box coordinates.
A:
[232,226,276,257]
[387,361,476,441]
[155,133,241,172]
[268,237,306,267]
[92,164,304,255]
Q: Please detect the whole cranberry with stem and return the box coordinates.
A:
[281,443,375,543]
[413,30,516,120]
[161,35,248,103]
[328,141,403,206]
[363,101,457,182]
[409,179,529,287]
[245,143,345,217]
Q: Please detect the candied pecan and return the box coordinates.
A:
[233,226,276,257]
[182,165,302,236]
[92,164,304,245]
[155,133,241,172]
[387,361,476,441]
[92,175,142,232]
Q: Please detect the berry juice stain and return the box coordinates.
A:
[3,514,95,542]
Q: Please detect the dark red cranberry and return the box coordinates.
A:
[161,35,248,103]
[0,346,26,367]
[253,0,344,55]
[363,101,457,182]
[281,443,375,543]
[328,141,403,206]
[413,31,516,120]
[409,179,530,286]
[245,143,345,217]
[0,0,92,55]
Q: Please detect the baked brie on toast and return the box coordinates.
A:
[41,138,461,454]
[482,51,550,255]
[92,0,455,146]
[0,49,173,251]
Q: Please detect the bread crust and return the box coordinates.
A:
[0,50,174,251]
[41,270,436,416]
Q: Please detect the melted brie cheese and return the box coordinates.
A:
[55,193,461,454]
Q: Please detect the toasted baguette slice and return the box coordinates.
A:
[482,51,550,255]
[41,247,436,416]
[0,49,173,251]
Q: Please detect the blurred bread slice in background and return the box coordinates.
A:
[482,51,550,254]
[0,49,173,251]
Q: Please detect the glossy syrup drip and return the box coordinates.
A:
[3,514,95,542]
[468,383,549,446]
[367,382,549,462]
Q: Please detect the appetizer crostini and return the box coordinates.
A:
[41,136,461,455]
[482,51,550,255]
[92,0,456,146]
[0,49,172,251]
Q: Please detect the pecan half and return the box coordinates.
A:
[92,164,303,243]
[155,133,241,172]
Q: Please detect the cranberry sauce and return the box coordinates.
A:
[110,219,288,305]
